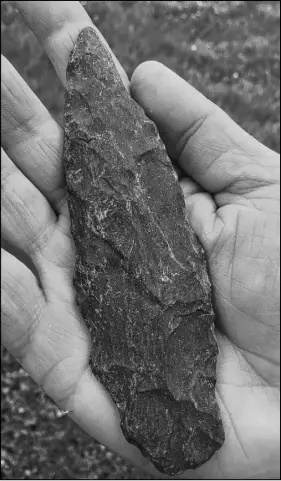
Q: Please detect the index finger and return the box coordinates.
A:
[14,1,129,90]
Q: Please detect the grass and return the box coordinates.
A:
[1,1,280,479]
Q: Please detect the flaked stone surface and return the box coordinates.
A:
[64,27,224,476]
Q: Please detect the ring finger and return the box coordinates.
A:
[1,148,75,303]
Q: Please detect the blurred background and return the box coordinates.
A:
[1,1,280,479]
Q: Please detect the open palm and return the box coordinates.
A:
[131,63,280,479]
[1,2,279,479]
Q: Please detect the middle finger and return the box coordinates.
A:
[15,1,129,89]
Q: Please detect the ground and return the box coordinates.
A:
[1,1,280,479]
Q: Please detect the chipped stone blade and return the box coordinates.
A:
[63,27,224,476]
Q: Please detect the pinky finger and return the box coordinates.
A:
[1,248,45,363]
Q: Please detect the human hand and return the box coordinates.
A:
[130,62,280,479]
[1,0,153,475]
[1,1,280,479]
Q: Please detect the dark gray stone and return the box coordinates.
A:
[63,27,224,476]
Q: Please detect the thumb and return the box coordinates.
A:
[131,61,277,204]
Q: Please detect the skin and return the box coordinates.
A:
[1,1,280,479]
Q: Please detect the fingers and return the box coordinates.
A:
[1,55,65,210]
[15,1,129,89]
[131,61,278,202]
[1,248,45,363]
[1,148,56,253]
[1,148,74,303]
[1,247,89,404]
